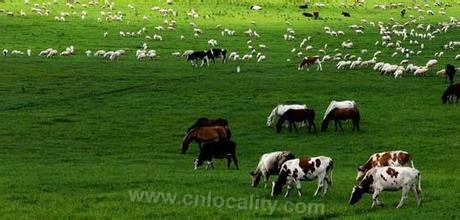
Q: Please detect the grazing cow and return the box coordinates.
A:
[187,51,209,67]
[271,156,333,197]
[298,56,322,71]
[250,151,296,188]
[401,9,406,17]
[302,12,314,17]
[276,109,317,133]
[356,150,414,181]
[321,108,360,132]
[194,140,238,170]
[206,48,227,64]
[342,12,351,17]
[441,83,460,104]
[445,64,456,84]
[349,167,422,209]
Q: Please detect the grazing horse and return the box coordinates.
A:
[276,109,317,133]
[321,108,360,132]
[323,100,357,119]
[187,117,231,139]
[445,64,456,84]
[194,140,238,170]
[298,56,322,71]
[206,48,227,64]
[181,126,228,153]
[267,104,308,127]
[441,83,460,104]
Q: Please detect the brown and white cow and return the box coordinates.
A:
[349,166,422,209]
[356,150,414,181]
[271,156,333,197]
[298,56,322,71]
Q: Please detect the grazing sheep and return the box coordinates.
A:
[2,49,8,56]
[426,59,438,68]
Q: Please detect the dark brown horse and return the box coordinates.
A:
[276,109,317,133]
[187,117,231,139]
[181,126,228,154]
[321,108,360,132]
[442,83,460,104]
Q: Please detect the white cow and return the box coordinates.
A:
[250,151,295,188]
[349,166,421,209]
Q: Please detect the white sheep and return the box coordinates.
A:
[414,67,429,76]
[425,59,438,68]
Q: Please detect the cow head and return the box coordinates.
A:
[249,171,261,187]
[349,185,365,205]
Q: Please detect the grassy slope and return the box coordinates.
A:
[0,0,459,218]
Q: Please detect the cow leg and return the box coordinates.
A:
[295,180,302,197]
[371,190,383,207]
[396,186,410,208]
[232,154,239,169]
[285,184,292,197]
[264,175,270,190]
[226,155,232,169]
[313,173,325,197]
[412,187,422,206]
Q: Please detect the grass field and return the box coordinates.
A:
[0,0,459,218]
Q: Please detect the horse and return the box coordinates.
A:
[180,126,228,154]
[442,83,460,104]
[267,104,308,127]
[323,100,357,119]
[445,64,456,84]
[276,109,317,133]
[321,108,360,132]
[298,56,322,71]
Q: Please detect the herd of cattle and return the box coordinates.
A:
[181,101,421,208]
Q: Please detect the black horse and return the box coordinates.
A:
[442,83,460,104]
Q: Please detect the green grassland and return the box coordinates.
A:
[0,0,459,218]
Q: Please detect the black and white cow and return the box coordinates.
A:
[187,51,209,67]
[206,48,227,64]
[271,156,333,197]
[349,166,422,209]
[250,151,296,188]
[342,12,351,17]
[194,140,238,170]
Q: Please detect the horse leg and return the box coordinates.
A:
[312,122,317,133]
[334,120,338,131]
[288,121,293,132]
[338,121,344,132]
[293,122,298,132]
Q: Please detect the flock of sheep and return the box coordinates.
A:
[1,1,459,78]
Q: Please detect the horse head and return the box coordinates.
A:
[321,119,329,131]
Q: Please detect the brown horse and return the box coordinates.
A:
[181,126,228,154]
[321,108,360,132]
[276,109,317,133]
[187,117,231,139]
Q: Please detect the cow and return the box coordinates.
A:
[356,150,414,181]
[298,56,322,71]
[194,140,238,170]
[250,151,296,188]
[206,48,227,64]
[302,12,314,17]
[271,156,333,197]
[187,51,209,67]
[349,166,422,209]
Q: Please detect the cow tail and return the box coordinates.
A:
[326,160,334,186]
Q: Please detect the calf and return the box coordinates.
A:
[342,12,351,17]
[298,56,322,71]
[349,166,422,209]
[187,51,209,67]
[250,151,296,188]
[356,150,414,181]
[194,140,238,170]
[445,64,456,84]
[207,48,227,64]
[271,156,333,197]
